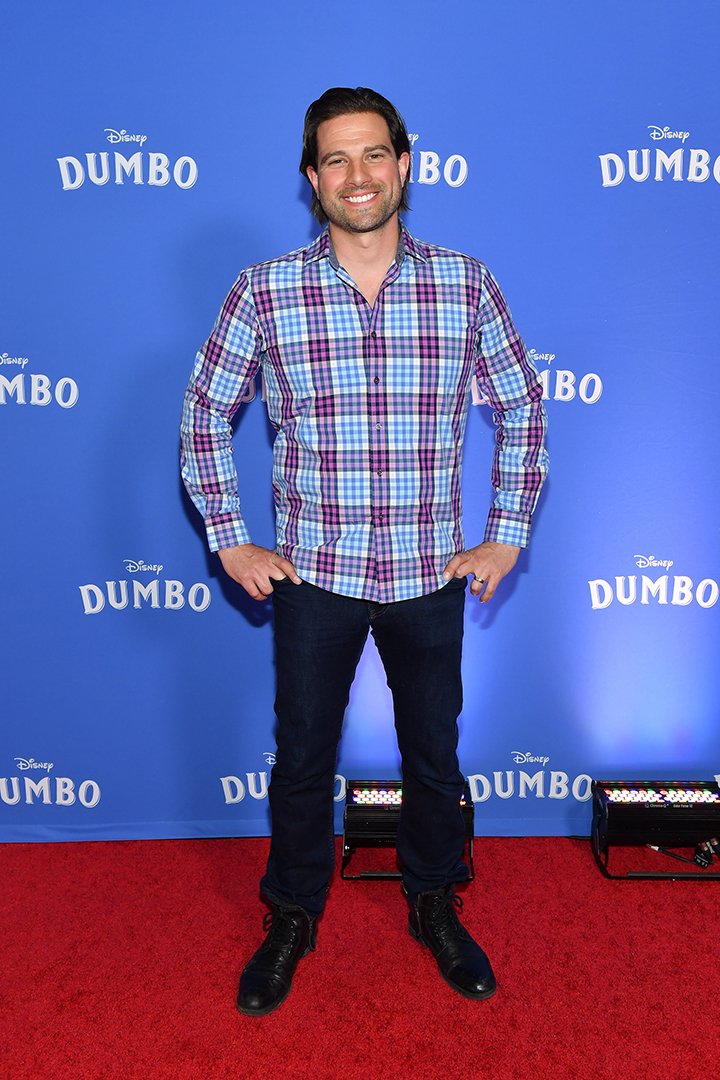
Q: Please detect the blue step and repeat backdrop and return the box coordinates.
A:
[2,1,719,842]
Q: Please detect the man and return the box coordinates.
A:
[181,87,548,1016]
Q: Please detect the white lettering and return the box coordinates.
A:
[78,781,101,808]
[697,579,719,609]
[553,370,576,401]
[247,772,269,800]
[174,156,198,189]
[591,574,719,609]
[443,154,468,187]
[30,374,52,406]
[55,377,79,408]
[0,777,21,805]
[671,576,694,606]
[468,774,492,803]
[687,148,710,183]
[114,152,143,185]
[548,772,569,799]
[493,771,514,799]
[148,152,170,186]
[58,151,198,190]
[578,373,603,404]
[589,579,613,609]
[655,148,683,181]
[0,374,79,407]
[80,584,105,615]
[599,152,625,187]
[107,580,129,610]
[641,575,668,605]
[220,775,245,803]
[572,775,593,801]
[628,148,650,182]
[87,152,110,186]
[57,156,85,190]
[518,771,544,798]
[417,150,441,185]
[165,580,185,609]
[188,583,211,611]
[55,777,76,805]
[616,576,637,605]
[0,374,24,404]
[24,776,52,804]
[133,579,161,608]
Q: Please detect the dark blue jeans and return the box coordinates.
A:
[260,576,470,915]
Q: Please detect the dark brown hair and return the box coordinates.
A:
[300,87,411,223]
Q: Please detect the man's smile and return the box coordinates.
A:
[343,191,379,203]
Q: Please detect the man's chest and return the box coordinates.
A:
[255,281,480,401]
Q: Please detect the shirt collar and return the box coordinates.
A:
[304,222,428,266]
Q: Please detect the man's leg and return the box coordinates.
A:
[370,576,469,895]
[370,576,496,1000]
[238,580,368,1016]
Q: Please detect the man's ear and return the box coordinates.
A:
[306,166,319,196]
[398,151,410,186]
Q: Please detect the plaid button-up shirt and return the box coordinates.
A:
[181,226,548,603]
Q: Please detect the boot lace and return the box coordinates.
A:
[426,890,469,945]
[261,907,303,954]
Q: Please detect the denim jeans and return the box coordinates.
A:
[259,576,470,915]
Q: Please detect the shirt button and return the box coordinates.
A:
[376,468,382,476]
[375,423,381,430]
[371,331,377,338]
[373,376,380,384]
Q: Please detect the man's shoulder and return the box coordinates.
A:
[242,234,327,284]
[405,230,488,280]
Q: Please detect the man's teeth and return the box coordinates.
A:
[345,192,377,203]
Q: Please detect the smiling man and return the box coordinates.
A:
[181,87,548,1016]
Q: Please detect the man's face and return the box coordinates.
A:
[306,112,410,235]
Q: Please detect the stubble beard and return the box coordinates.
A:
[319,183,403,235]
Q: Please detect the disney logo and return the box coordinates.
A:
[647,126,690,143]
[529,349,555,364]
[407,133,420,147]
[104,129,148,146]
[633,554,674,570]
[262,752,276,766]
[123,560,164,575]
[511,752,550,766]
[15,757,54,772]
[0,353,29,368]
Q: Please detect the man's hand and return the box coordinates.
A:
[443,542,521,602]
[217,544,301,601]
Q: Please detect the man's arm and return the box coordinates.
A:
[444,266,549,602]
[180,273,300,599]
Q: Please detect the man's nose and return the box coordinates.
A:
[346,157,372,186]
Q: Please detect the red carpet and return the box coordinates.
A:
[2,836,718,1079]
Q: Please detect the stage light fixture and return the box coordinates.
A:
[591,779,720,879]
[341,779,475,880]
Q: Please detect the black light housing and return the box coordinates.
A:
[591,778,720,879]
[341,779,475,880]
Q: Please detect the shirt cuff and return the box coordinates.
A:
[206,514,253,552]
[483,507,532,548]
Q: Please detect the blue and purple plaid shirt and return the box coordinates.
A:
[181,226,548,603]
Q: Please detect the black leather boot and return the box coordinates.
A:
[237,901,318,1016]
[408,884,496,1000]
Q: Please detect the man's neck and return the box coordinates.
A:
[328,217,401,278]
